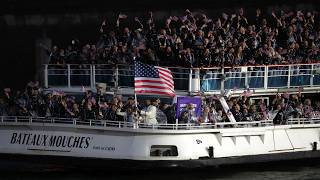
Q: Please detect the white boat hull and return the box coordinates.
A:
[0,120,320,169]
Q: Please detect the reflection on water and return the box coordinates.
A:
[2,160,320,180]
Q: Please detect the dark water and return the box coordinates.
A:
[2,160,320,180]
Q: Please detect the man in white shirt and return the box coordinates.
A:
[140,98,157,125]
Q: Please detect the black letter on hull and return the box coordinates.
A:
[84,137,90,148]
[10,133,17,144]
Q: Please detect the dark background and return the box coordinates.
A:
[0,0,318,89]
[1,0,319,14]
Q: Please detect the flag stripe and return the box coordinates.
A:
[159,71,173,80]
[159,72,174,85]
[135,85,173,90]
[156,66,171,73]
[135,88,174,94]
[134,78,173,84]
[135,90,175,97]
[135,86,174,92]
[135,78,174,90]
[158,68,173,78]
[135,83,174,91]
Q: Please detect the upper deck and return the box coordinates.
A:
[43,63,320,96]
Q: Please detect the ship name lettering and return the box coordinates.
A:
[10,133,91,149]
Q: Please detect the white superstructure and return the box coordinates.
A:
[0,116,319,168]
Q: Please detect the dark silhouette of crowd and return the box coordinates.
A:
[44,8,320,68]
[0,82,177,124]
[178,89,320,125]
[1,81,320,125]
[225,90,320,124]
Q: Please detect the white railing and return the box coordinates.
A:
[287,117,320,125]
[44,64,190,91]
[1,116,319,131]
[44,63,320,93]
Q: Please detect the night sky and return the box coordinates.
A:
[0,0,318,89]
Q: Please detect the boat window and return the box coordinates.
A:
[150,145,178,157]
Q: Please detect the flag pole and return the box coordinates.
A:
[134,61,138,108]
[134,93,138,108]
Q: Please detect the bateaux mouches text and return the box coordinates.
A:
[10,133,91,149]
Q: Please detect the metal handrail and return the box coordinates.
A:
[1,116,319,131]
[44,63,320,93]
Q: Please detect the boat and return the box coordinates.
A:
[1,63,320,171]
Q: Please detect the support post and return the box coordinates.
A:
[92,65,96,89]
[287,65,291,88]
[264,66,268,89]
[220,68,225,95]
[115,65,119,89]
[67,64,71,88]
[188,69,193,94]
[44,64,48,88]
[311,64,314,87]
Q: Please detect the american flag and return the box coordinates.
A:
[134,61,175,97]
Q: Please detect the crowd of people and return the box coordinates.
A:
[0,82,176,124]
[178,90,320,125]
[0,81,319,126]
[44,8,320,68]
[225,90,319,125]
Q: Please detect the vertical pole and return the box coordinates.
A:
[204,70,209,92]
[264,66,268,89]
[115,65,119,89]
[310,64,314,87]
[67,64,71,88]
[287,65,291,88]
[175,118,178,130]
[244,68,248,89]
[44,64,48,88]
[188,69,193,94]
[92,65,96,89]
[134,93,138,108]
[192,68,200,93]
[220,67,225,95]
